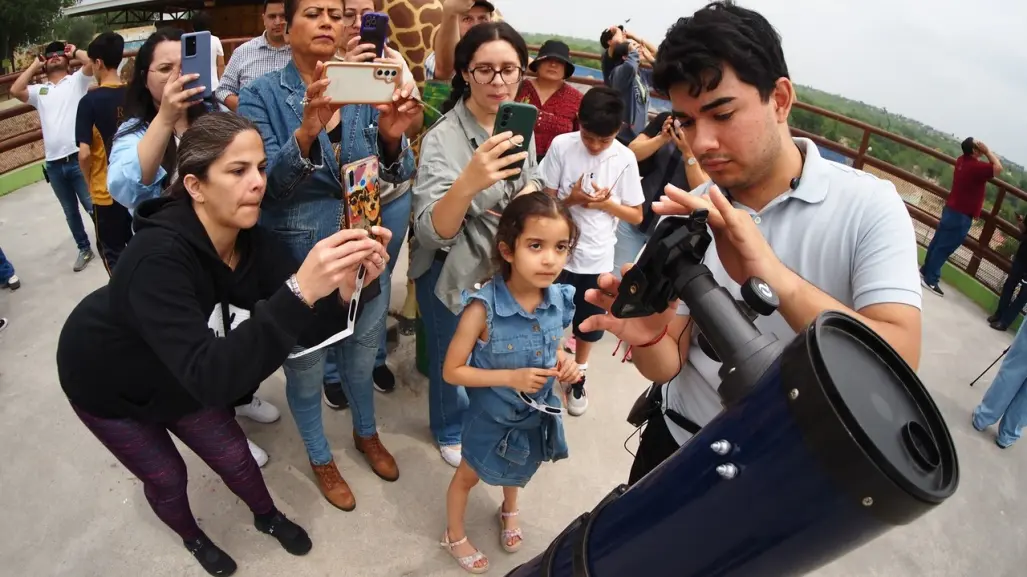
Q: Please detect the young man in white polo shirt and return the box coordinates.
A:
[541,86,644,416]
[579,1,923,483]
[12,41,96,272]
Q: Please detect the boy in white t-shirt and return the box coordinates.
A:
[540,86,645,416]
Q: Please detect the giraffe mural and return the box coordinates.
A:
[381,0,505,85]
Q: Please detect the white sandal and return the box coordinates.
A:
[497,505,523,553]
[441,530,490,574]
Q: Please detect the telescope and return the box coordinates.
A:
[507,211,959,577]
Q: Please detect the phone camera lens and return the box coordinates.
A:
[375,69,382,77]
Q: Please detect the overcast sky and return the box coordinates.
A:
[501,0,1027,166]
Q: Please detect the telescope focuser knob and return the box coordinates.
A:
[741,277,779,317]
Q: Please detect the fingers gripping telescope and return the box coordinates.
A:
[507,212,959,577]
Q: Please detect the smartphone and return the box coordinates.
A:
[180,31,212,101]
[493,101,538,182]
[322,61,401,105]
[341,155,382,239]
[360,12,390,58]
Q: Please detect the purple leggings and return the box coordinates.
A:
[72,404,275,541]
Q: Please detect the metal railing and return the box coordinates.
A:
[1,38,1021,294]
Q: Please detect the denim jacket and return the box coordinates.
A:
[457,275,574,485]
[237,61,414,264]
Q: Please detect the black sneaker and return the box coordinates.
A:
[323,381,349,410]
[920,278,944,296]
[183,534,237,576]
[990,321,1009,332]
[373,364,396,394]
[255,510,312,556]
[988,314,999,324]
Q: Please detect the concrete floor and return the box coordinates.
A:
[0,180,1023,577]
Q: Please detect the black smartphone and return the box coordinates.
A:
[360,12,390,58]
[493,101,538,182]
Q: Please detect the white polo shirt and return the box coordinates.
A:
[540,132,644,274]
[662,138,923,445]
[27,70,93,161]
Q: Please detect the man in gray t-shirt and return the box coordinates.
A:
[580,3,923,485]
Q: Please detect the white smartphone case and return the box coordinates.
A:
[322,62,401,105]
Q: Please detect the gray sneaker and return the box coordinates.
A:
[73,250,94,272]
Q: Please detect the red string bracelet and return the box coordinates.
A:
[613,325,669,363]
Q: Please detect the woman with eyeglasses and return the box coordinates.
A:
[411,22,542,470]
[237,0,419,512]
[107,27,280,467]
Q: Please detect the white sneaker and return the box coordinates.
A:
[440,445,462,468]
[567,378,589,417]
[235,396,280,424]
[248,439,269,468]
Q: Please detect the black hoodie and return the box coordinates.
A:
[57,197,349,422]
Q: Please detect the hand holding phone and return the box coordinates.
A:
[457,131,529,192]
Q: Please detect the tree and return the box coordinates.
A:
[0,0,76,73]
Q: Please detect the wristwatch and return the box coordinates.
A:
[686,156,697,166]
[286,274,314,308]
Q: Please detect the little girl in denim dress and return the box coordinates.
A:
[439,192,583,574]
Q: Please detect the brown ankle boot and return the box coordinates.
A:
[310,459,356,511]
[353,431,399,482]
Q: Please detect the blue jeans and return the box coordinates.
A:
[415,258,468,447]
[0,246,14,282]
[612,220,650,280]
[283,271,389,465]
[920,206,972,286]
[973,322,1027,446]
[45,159,93,252]
[323,191,411,381]
[994,255,1027,327]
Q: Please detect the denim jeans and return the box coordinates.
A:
[0,246,14,282]
[994,255,1027,327]
[323,190,411,382]
[612,220,650,280]
[415,258,468,447]
[45,159,93,252]
[920,206,972,286]
[283,270,389,465]
[973,322,1027,446]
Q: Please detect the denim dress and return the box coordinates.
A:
[459,275,575,487]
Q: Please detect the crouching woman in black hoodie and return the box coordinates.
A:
[55,112,391,576]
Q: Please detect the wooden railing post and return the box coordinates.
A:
[853,130,871,170]
[971,186,1007,277]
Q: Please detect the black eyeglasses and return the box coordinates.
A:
[469,65,524,85]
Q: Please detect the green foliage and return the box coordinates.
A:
[52,15,108,48]
[0,0,76,69]
[790,85,1027,222]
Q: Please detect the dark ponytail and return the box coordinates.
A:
[164,112,260,200]
[440,21,529,114]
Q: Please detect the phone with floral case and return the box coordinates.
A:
[341,155,382,237]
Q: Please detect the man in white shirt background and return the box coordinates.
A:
[541,86,644,416]
[11,41,96,272]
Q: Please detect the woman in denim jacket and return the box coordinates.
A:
[237,0,418,512]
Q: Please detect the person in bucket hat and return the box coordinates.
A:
[517,39,583,160]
